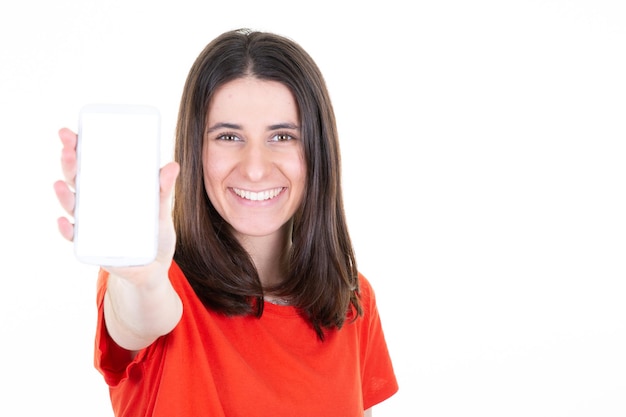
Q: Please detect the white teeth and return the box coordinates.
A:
[233,187,283,201]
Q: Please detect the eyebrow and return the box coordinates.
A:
[207,122,241,133]
[206,122,300,133]
[268,122,300,131]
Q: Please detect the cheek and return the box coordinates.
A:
[289,155,307,198]
[202,150,226,198]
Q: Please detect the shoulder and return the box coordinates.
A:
[168,260,187,286]
[356,272,379,316]
[358,272,376,300]
[358,272,373,294]
[166,261,201,306]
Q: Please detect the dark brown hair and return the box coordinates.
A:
[172,28,361,339]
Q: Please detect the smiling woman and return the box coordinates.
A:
[53,28,398,417]
[202,78,306,241]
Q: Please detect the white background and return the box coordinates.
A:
[1,1,625,416]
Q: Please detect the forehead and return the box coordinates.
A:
[207,77,300,125]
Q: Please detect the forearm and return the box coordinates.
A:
[104,272,183,351]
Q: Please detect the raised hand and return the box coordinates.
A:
[53,127,183,350]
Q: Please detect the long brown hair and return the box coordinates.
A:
[172,28,361,339]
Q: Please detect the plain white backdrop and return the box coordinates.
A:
[1,1,625,416]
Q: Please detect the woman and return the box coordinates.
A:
[55,28,398,417]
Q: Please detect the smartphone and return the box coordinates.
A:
[74,104,161,266]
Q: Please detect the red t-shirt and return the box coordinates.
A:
[95,261,398,416]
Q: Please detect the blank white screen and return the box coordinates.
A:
[74,106,160,266]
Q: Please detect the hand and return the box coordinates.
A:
[53,127,180,285]
[53,127,78,241]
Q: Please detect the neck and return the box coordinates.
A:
[235,222,292,288]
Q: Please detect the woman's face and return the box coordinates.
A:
[202,77,306,240]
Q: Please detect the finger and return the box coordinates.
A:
[59,128,78,187]
[159,162,180,206]
[57,217,74,241]
[53,179,75,216]
[154,162,180,262]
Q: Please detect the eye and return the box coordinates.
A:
[216,133,241,142]
[270,133,296,142]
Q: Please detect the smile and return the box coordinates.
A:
[232,187,284,201]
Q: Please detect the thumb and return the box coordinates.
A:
[159,161,180,202]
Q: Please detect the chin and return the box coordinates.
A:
[229,218,292,240]
[230,223,279,237]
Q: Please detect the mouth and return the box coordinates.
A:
[232,187,284,201]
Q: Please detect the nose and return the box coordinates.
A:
[240,141,272,182]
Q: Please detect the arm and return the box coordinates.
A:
[54,127,183,351]
[104,268,182,351]
[102,157,182,350]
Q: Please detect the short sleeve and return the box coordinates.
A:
[93,269,149,387]
[358,274,399,409]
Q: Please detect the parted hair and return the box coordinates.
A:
[172,28,361,339]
